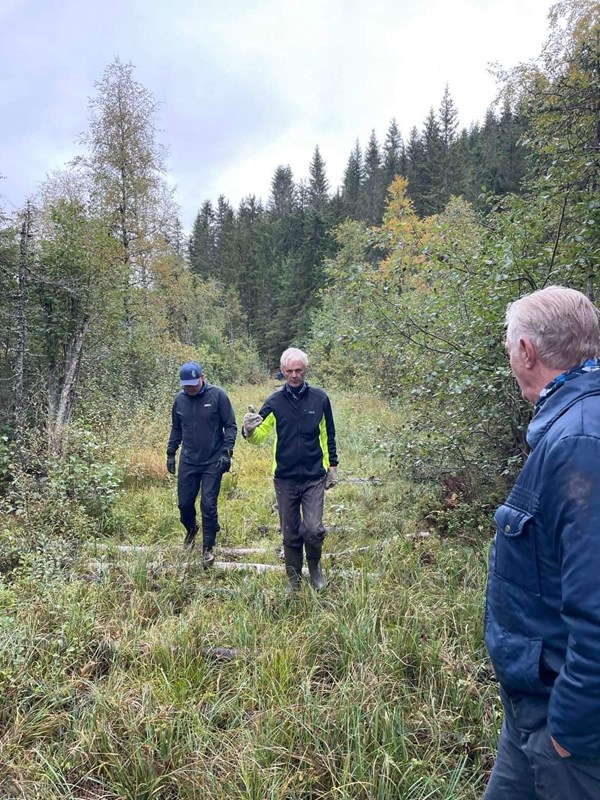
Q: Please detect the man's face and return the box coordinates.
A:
[183,376,204,395]
[282,358,307,388]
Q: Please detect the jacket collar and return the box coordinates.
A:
[284,381,308,398]
[527,370,600,449]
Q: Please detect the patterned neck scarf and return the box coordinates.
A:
[535,358,600,413]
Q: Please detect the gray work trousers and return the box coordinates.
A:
[484,690,600,800]
[273,477,326,550]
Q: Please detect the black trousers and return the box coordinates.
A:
[274,477,326,552]
[177,460,223,548]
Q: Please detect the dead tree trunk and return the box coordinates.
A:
[15,202,32,464]
[48,318,90,456]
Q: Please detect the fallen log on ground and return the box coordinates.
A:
[340,476,382,485]
[86,558,376,580]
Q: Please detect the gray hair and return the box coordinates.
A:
[280,347,309,369]
[505,285,600,369]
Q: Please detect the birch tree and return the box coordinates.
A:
[80,58,175,284]
[78,58,181,391]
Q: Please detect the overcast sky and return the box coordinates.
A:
[1,0,555,229]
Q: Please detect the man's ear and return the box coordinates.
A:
[520,337,537,368]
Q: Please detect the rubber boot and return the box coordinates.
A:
[283,545,303,593]
[183,524,198,551]
[305,543,326,591]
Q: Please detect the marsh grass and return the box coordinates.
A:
[0,387,500,798]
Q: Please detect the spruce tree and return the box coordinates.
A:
[268,165,296,219]
[188,200,216,279]
[308,146,330,216]
[363,130,385,225]
[341,140,364,220]
[405,126,426,214]
[383,118,405,193]
[421,108,444,215]
[263,166,304,362]
[479,109,502,194]
[235,195,271,341]
[438,85,460,200]
[497,101,527,194]
[214,195,239,287]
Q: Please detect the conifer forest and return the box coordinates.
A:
[0,1,598,797]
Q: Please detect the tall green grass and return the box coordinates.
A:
[0,388,499,798]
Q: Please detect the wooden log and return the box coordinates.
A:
[90,536,407,561]
[341,476,382,485]
[86,559,376,580]
[219,546,280,557]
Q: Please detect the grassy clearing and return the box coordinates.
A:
[0,386,500,798]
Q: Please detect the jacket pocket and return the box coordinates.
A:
[494,504,540,595]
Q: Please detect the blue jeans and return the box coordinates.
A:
[484,691,600,799]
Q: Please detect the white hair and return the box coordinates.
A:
[506,285,600,369]
[280,347,309,369]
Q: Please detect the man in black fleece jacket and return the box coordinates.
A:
[166,361,237,563]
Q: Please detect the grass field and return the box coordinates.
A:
[0,385,500,798]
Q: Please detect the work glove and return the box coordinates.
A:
[166,455,176,475]
[217,453,232,473]
[324,466,338,490]
[243,404,263,437]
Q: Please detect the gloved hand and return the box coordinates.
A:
[217,454,232,473]
[166,455,176,475]
[243,404,263,437]
[324,466,338,490]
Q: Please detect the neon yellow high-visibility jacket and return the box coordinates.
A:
[245,383,338,480]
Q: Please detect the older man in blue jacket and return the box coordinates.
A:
[484,286,600,799]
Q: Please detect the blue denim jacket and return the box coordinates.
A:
[485,370,600,758]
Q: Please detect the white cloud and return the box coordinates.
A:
[0,0,555,226]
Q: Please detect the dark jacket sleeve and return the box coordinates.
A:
[324,394,338,466]
[546,435,600,756]
[257,397,273,422]
[166,398,182,457]
[219,389,237,453]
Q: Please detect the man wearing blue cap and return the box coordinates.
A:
[166,362,237,563]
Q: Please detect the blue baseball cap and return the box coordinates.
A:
[180,361,203,386]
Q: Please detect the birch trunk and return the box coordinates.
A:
[48,319,90,456]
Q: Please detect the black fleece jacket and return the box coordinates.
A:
[248,383,338,481]
[166,382,237,466]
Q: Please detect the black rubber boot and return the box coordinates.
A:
[183,524,198,551]
[305,543,326,590]
[283,545,303,593]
